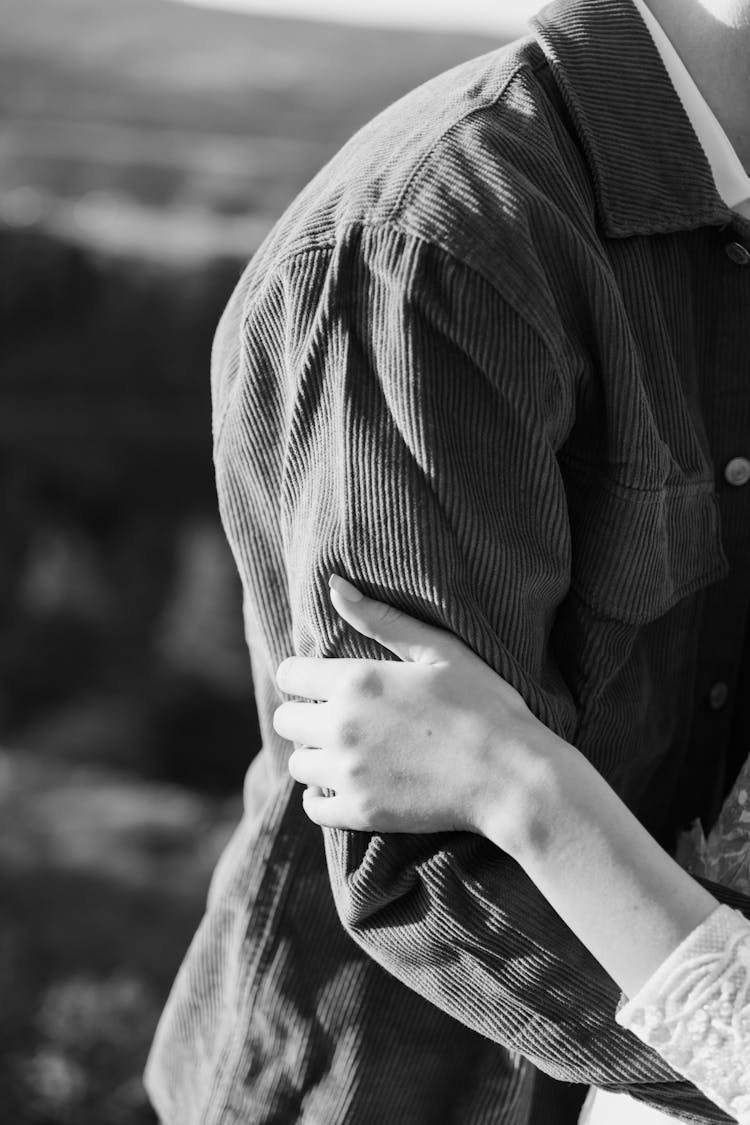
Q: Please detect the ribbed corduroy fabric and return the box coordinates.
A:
[145,1,750,1122]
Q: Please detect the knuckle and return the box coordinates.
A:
[336,753,358,783]
[347,667,384,700]
[334,717,362,750]
[353,792,380,827]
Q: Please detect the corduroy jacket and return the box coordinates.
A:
[145,1,750,1122]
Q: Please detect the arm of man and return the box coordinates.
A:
[214,222,750,1121]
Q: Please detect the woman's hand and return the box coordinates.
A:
[273,575,568,853]
[278,581,723,1004]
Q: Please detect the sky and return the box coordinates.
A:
[175,0,542,35]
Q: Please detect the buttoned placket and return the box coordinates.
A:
[675,215,750,829]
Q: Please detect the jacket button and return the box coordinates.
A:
[724,457,750,486]
[725,241,750,265]
[708,682,729,710]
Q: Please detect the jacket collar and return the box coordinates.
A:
[531,0,732,237]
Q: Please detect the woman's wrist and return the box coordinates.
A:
[480,729,720,997]
[474,720,581,860]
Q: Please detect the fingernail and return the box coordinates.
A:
[329,574,363,602]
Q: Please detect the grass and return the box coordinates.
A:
[0,751,240,1121]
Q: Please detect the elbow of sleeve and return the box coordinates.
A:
[323,827,428,934]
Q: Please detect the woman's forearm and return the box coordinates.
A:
[281,575,721,1000]
[483,735,720,998]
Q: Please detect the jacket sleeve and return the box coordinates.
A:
[214,222,749,1123]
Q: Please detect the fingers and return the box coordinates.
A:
[273,700,328,746]
[287,745,333,788]
[301,790,367,830]
[275,576,456,697]
[276,656,358,700]
[328,574,454,665]
[289,754,367,830]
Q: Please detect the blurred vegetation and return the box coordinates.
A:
[0,2,498,1121]
[0,230,253,789]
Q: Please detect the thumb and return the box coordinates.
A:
[328,574,453,664]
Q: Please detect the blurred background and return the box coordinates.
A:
[0,1,549,1120]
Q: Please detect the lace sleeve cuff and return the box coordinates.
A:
[616,905,750,1123]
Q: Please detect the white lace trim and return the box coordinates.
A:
[617,905,750,1123]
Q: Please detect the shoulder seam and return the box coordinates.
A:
[213,219,570,448]
[243,219,567,370]
[386,57,532,225]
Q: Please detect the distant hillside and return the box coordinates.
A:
[1,0,501,256]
